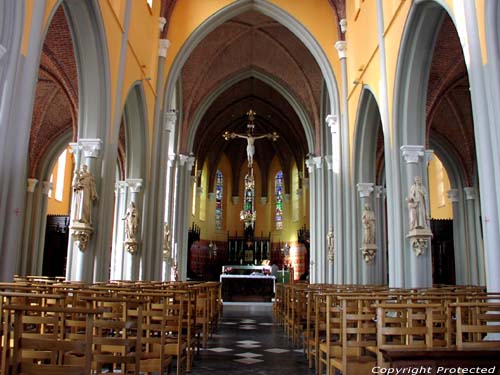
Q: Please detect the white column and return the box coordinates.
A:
[66,138,102,282]
[110,181,128,280]
[20,178,38,275]
[313,156,326,283]
[374,185,387,285]
[464,187,480,285]
[325,155,335,283]
[33,181,52,276]
[447,188,467,285]
[305,157,317,282]
[400,145,433,288]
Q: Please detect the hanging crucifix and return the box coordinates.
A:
[223,109,279,168]
[223,110,279,230]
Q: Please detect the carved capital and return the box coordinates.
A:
[27,178,39,193]
[357,182,374,198]
[115,180,128,193]
[339,19,347,34]
[79,138,103,158]
[447,189,459,203]
[260,196,268,205]
[326,114,338,133]
[305,158,315,173]
[324,155,333,170]
[464,187,476,200]
[158,17,167,32]
[41,181,53,195]
[158,38,171,58]
[313,156,323,169]
[335,41,347,59]
[164,110,177,132]
[179,154,195,170]
[425,149,434,166]
[168,153,176,167]
[375,185,386,199]
[126,178,143,193]
[231,196,240,205]
[400,145,425,164]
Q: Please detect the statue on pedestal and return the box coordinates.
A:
[406,176,432,256]
[72,164,98,224]
[122,201,139,254]
[361,203,376,245]
[163,223,171,260]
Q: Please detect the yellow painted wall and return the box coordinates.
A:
[428,156,453,220]
[47,149,74,215]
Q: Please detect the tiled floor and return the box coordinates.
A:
[189,302,316,374]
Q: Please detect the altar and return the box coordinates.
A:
[220,265,275,302]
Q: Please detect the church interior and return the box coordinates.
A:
[1,0,500,373]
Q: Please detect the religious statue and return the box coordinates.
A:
[327,228,334,262]
[72,164,98,224]
[223,109,279,167]
[122,201,138,241]
[407,176,429,230]
[361,203,376,245]
[163,223,171,260]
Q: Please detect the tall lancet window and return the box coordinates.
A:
[215,170,223,230]
[275,170,284,230]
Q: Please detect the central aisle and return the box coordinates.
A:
[189,302,315,374]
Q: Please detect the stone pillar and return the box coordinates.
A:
[400,145,433,288]
[374,185,387,285]
[326,114,343,283]
[20,178,38,275]
[447,189,467,285]
[335,40,354,284]
[464,187,480,285]
[305,157,317,282]
[110,181,127,281]
[175,154,195,281]
[313,156,326,282]
[357,183,376,284]
[66,138,102,282]
[163,152,177,281]
[122,179,142,280]
[32,181,52,276]
[325,155,335,283]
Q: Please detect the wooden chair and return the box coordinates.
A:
[330,297,377,374]
[453,302,500,349]
[2,304,96,375]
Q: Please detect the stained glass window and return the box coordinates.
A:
[275,170,283,230]
[215,170,223,230]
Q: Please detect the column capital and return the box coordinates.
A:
[159,17,167,32]
[313,156,323,169]
[208,192,216,201]
[126,178,143,193]
[27,178,39,193]
[158,38,171,58]
[326,114,338,132]
[357,182,374,198]
[464,187,476,200]
[339,19,347,34]
[447,188,459,203]
[168,153,177,167]
[335,40,347,59]
[305,157,315,173]
[68,138,102,159]
[424,149,434,166]
[164,109,177,132]
[374,185,386,199]
[179,154,195,170]
[324,155,333,170]
[115,180,128,193]
[41,181,53,195]
[400,145,425,164]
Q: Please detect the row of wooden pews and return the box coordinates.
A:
[0,278,222,375]
[275,283,500,374]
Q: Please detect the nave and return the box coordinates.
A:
[190,303,313,375]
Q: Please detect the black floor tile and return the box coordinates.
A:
[189,303,315,374]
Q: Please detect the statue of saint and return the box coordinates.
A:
[408,176,429,230]
[327,228,334,261]
[72,164,98,224]
[122,201,138,241]
[163,223,171,259]
[361,203,376,245]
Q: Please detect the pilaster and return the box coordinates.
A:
[357,183,377,284]
[464,187,481,285]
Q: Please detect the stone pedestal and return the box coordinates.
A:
[360,244,377,264]
[407,228,433,257]
[70,221,93,251]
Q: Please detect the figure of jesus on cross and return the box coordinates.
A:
[223,109,279,168]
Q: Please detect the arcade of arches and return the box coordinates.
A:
[1,0,500,294]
